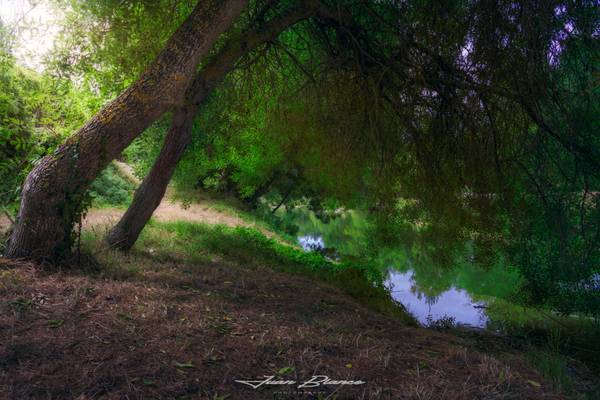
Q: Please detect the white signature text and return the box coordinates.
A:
[235,375,366,389]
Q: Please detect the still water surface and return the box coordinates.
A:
[385,269,488,327]
[298,233,489,328]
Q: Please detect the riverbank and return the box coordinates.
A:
[2,212,595,399]
[0,245,564,399]
[1,174,598,398]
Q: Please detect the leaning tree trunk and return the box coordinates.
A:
[4,0,248,261]
[105,3,320,250]
[106,106,196,250]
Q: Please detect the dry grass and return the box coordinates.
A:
[81,194,278,241]
[0,254,564,400]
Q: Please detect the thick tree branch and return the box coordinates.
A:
[6,0,248,260]
[107,1,330,250]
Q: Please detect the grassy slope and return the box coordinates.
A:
[0,217,574,400]
[1,164,596,398]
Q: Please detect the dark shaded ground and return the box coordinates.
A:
[0,255,572,400]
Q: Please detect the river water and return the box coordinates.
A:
[298,234,489,328]
[385,269,488,327]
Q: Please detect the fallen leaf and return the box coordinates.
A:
[48,319,64,328]
[278,366,295,375]
[174,361,195,369]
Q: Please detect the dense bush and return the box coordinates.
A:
[0,32,36,209]
[89,164,135,207]
[0,24,99,212]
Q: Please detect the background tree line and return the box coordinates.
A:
[1,0,599,317]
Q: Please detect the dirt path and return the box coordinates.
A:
[83,200,259,233]
[113,161,139,185]
[0,163,275,242]
[84,162,274,237]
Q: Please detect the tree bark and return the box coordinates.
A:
[4,0,248,261]
[105,2,320,250]
[106,106,196,250]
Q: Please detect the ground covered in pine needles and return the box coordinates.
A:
[0,241,573,399]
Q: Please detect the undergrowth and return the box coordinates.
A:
[146,221,416,325]
[82,220,416,325]
[88,163,135,208]
[79,219,600,397]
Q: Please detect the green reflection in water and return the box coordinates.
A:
[290,206,522,306]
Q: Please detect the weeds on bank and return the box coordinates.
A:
[82,220,417,325]
[527,349,572,393]
[80,219,600,396]
[478,296,600,396]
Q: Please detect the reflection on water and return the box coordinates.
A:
[292,209,369,257]
[298,233,490,328]
[385,270,488,328]
[298,235,325,252]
